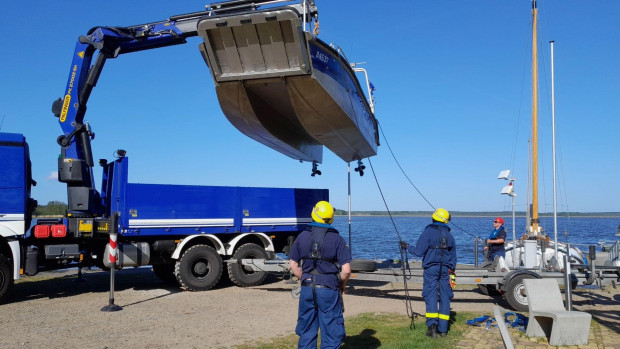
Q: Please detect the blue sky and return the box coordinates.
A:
[1,1,618,213]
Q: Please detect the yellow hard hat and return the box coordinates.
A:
[432,208,450,224]
[311,201,334,224]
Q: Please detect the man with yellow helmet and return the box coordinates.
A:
[289,201,352,348]
[400,208,457,338]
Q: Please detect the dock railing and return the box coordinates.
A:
[607,240,619,265]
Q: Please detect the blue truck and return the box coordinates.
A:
[1,0,376,302]
[0,1,334,302]
[0,131,327,301]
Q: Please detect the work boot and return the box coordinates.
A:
[426,324,437,338]
[439,332,447,338]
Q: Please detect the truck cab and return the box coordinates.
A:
[0,132,37,299]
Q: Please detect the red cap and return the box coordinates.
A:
[494,217,505,225]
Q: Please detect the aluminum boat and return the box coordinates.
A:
[197,1,379,163]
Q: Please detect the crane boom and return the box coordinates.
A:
[50,1,315,214]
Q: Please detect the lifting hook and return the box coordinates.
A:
[311,160,321,177]
[354,160,365,176]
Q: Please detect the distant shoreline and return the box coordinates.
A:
[35,213,620,219]
[335,212,620,218]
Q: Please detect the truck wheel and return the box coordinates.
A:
[175,245,223,291]
[0,254,14,302]
[505,274,535,312]
[152,264,178,285]
[228,243,268,287]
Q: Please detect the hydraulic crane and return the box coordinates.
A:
[51,0,319,214]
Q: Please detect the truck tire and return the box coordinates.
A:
[505,274,536,312]
[228,243,268,287]
[0,254,13,302]
[350,259,376,272]
[152,263,178,285]
[479,261,493,270]
[175,245,223,291]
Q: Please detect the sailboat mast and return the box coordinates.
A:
[531,0,540,233]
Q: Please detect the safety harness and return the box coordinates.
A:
[301,225,342,307]
[428,225,448,281]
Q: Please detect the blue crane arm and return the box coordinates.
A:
[49,0,313,215]
[52,18,202,160]
[49,11,209,214]
[51,0,307,161]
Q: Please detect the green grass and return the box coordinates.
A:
[234,312,477,349]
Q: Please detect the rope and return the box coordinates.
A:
[377,124,477,238]
[367,158,421,325]
[366,124,498,326]
[378,124,434,210]
[367,122,492,325]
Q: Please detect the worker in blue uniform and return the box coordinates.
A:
[289,201,352,349]
[484,217,507,261]
[400,208,457,338]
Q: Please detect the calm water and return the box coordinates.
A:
[331,216,620,265]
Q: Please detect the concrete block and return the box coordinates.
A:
[523,279,592,346]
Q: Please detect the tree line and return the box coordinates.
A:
[33,201,67,216]
[334,209,620,217]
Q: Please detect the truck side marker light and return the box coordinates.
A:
[475,278,482,282]
[51,225,67,238]
[34,225,50,238]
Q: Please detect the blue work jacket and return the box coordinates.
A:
[408,222,457,270]
[289,222,352,290]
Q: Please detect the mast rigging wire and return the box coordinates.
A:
[377,124,477,239]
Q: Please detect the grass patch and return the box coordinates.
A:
[234,311,478,349]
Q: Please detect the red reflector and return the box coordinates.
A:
[34,225,50,238]
[51,225,67,238]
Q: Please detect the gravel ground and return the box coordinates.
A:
[0,267,617,348]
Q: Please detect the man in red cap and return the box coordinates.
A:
[484,217,507,261]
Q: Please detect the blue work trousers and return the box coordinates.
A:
[422,265,453,333]
[490,250,506,262]
[296,286,345,349]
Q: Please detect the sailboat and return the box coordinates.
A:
[496,0,586,270]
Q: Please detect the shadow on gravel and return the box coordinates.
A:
[7,268,181,305]
[343,285,499,308]
[7,268,296,306]
[572,289,620,335]
[247,273,296,293]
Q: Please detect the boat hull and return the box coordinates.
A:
[215,81,323,161]
[288,38,379,162]
[197,6,378,162]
